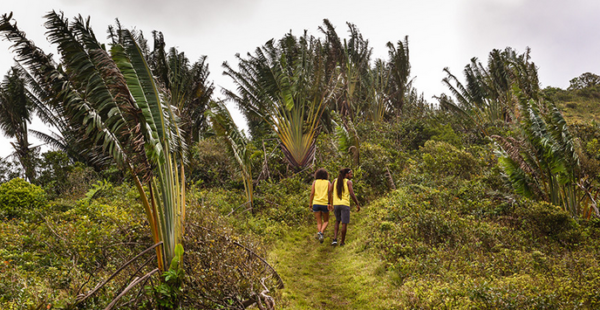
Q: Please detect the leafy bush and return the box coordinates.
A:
[430,123,462,147]
[0,178,47,219]
[362,183,600,308]
[420,140,480,179]
[0,182,150,309]
[192,187,246,216]
[36,151,99,199]
[188,137,238,188]
[515,200,581,243]
[359,142,395,198]
[254,176,311,227]
[395,118,438,150]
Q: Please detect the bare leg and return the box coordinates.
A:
[340,223,347,245]
[314,211,322,233]
[333,220,340,240]
[321,212,329,233]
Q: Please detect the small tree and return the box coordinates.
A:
[0,178,47,218]
[0,67,38,182]
[223,33,336,170]
[568,72,600,90]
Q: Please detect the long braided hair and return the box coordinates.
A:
[336,168,351,199]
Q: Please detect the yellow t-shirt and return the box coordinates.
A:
[312,179,330,205]
[332,178,350,206]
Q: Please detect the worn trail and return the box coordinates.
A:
[268,213,400,309]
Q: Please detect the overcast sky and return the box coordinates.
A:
[1,0,599,158]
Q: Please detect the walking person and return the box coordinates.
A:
[332,168,360,246]
[309,168,333,243]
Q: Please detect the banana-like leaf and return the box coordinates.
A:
[1,13,186,271]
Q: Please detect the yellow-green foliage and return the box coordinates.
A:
[187,176,310,241]
[194,187,246,215]
[188,137,238,188]
[515,200,581,241]
[358,142,396,198]
[0,178,47,219]
[586,137,600,155]
[254,176,311,229]
[0,183,149,309]
[545,85,600,123]
[420,140,480,179]
[363,185,600,308]
[430,123,462,147]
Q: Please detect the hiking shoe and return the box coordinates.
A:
[331,239,338,246]
[340,242,345,247]
[318,232,324,243]
[315,232,320,240]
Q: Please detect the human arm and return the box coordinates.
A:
[347,180,360,212]
[327,181,333,211]
[309,182,315,210]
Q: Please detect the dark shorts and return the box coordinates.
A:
[334,205,350,224]
[312,204,329,213]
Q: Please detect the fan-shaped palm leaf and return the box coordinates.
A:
[1,12,186,271]
[223,32,337,170]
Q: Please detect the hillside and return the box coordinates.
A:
[2,11,600,309]
[546,85,600,124]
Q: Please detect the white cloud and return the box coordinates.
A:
[457,0,600,88]
[1,0,599,157]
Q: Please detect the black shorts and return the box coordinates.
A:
[334,205,350,224]
[312,204,329,213]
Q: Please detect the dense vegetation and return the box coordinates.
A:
[1,11,600,309]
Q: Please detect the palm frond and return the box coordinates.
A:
[206,100,253,208]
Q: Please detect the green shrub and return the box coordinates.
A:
[420,140,480,179]
[396,118,437,150]
[430,123,462,147]
[36,151,99,199]
[0,178,47,219]
[413,209,462,245]
[192,187,245,216]
[255,176,311,227]
[187,137,238,188]
[515,200,581,243]
[359,142,395,198]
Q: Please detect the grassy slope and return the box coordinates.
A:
[557,99,600,124]
[265,86,600,309]
[266,185,600,309]
[268,213,400,310]
[548,86,600,124]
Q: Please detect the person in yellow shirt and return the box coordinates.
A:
[332,168,360,246]
[309,168,333,243]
